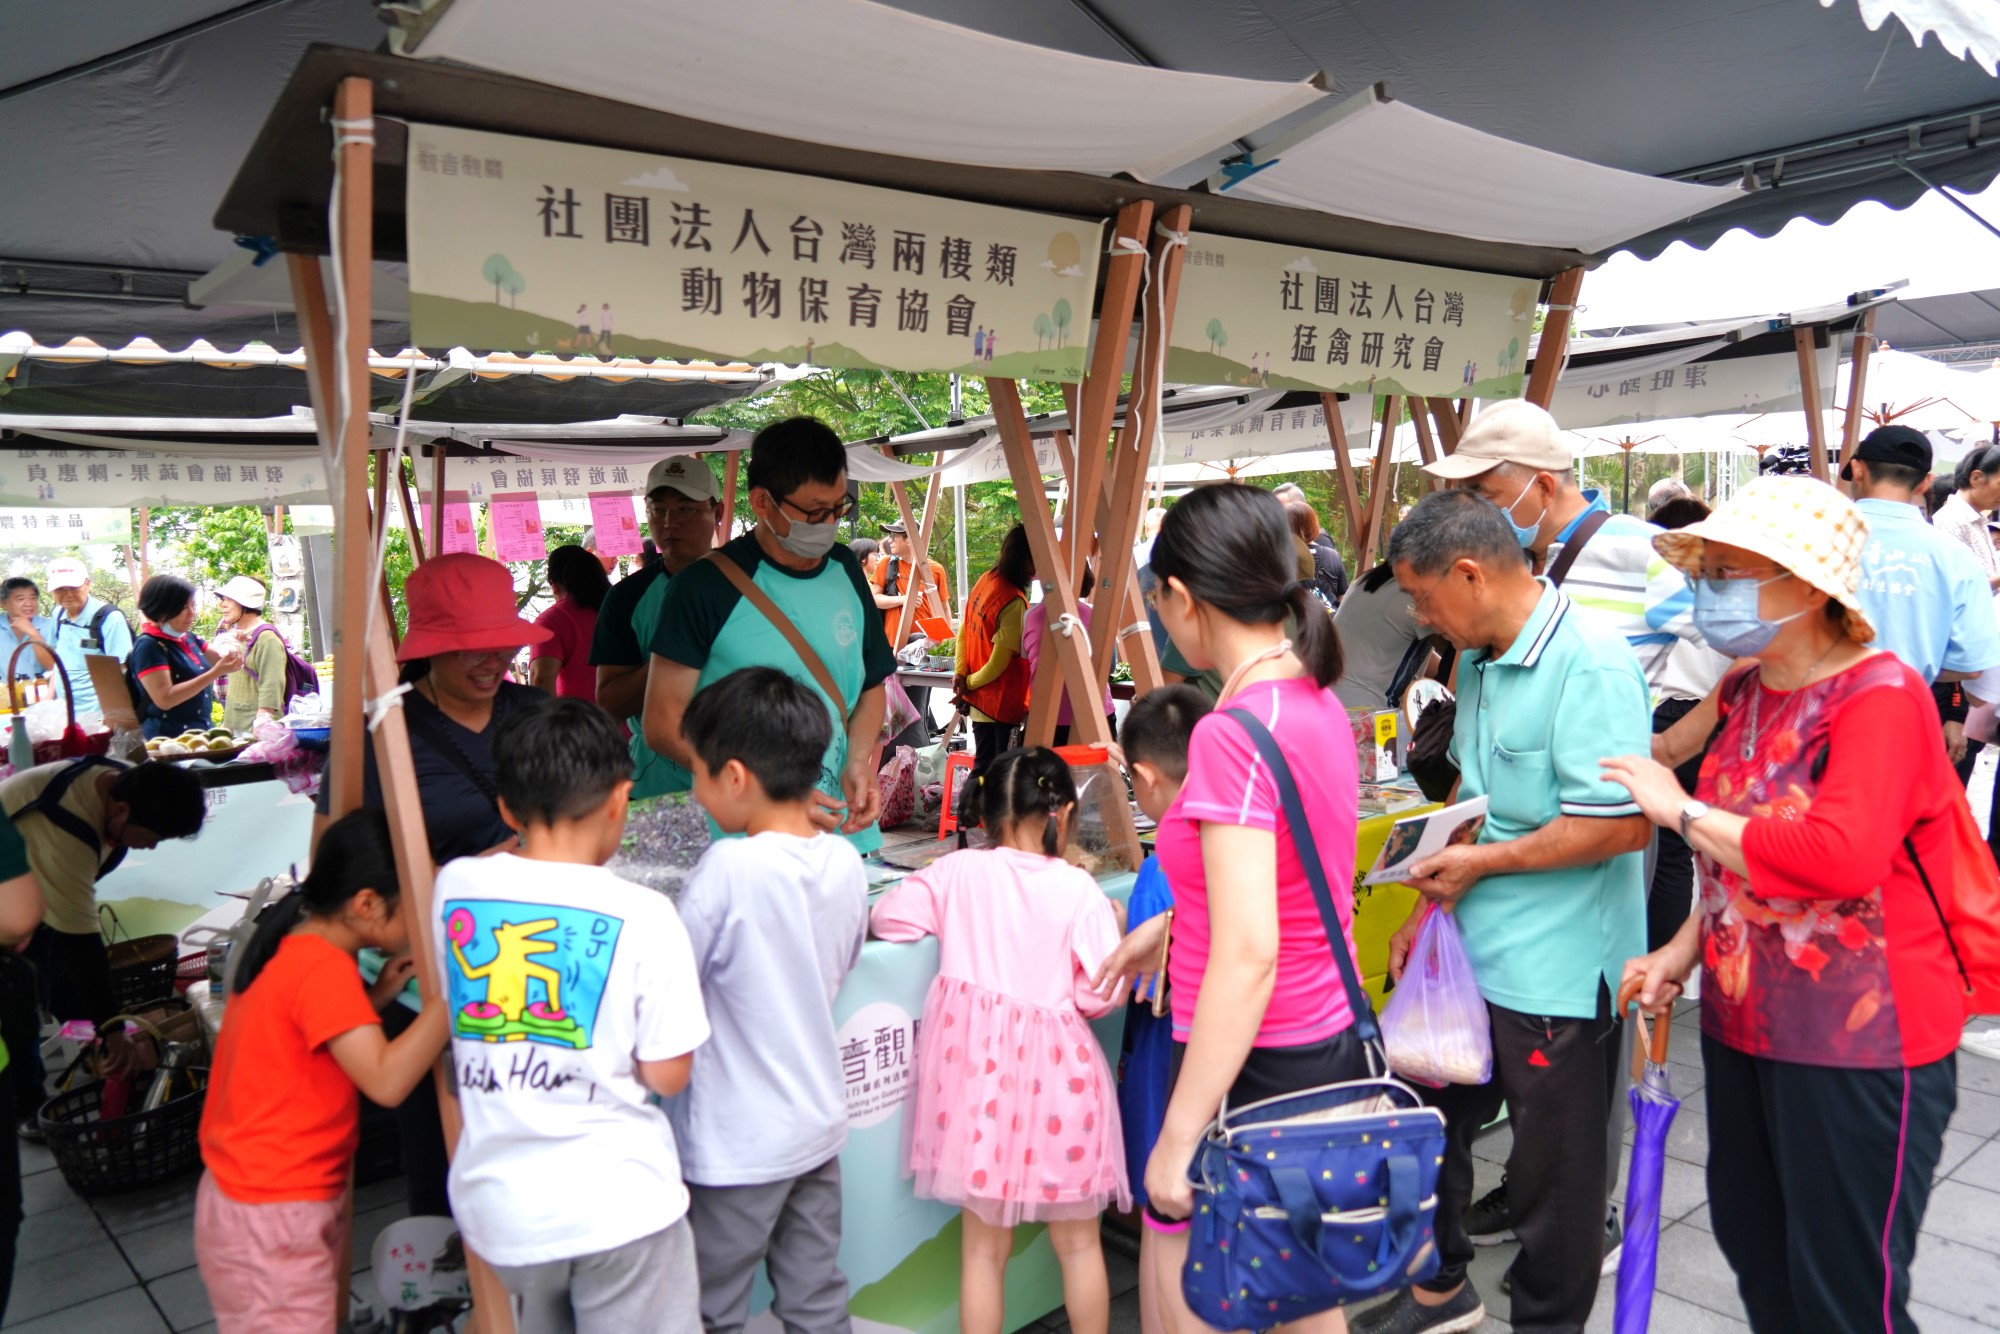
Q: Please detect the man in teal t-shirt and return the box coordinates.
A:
[590,456,724,799]
[643,418,896,853]
[1363,489,1651,1334]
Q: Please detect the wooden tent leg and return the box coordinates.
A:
[1092,204,1190,699]
[1795,327,1831,483]
[1524,267,1584,409]
[1358,396,1400,563]
[1839,310,1877,474]
[1412,408,1441,486]
[1068,201,1154,594]
[991,378,1141,868]
[398,452,428,566]
[717,449,740,546]
[1425,398,1462,455]
[1321,393,1365,554]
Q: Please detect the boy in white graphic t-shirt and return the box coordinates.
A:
[434,698,709,1333]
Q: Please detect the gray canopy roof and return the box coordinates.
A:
[4,0,1997,349]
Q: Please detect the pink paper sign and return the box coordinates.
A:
[488,491,546,563]
[587,491,643,557]
[418,492,478,555]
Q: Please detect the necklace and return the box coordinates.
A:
[1217,639,1295,704]
[1741,635,1842,762]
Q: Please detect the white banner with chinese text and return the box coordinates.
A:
[0,449,326,508]
[1551,348,1838,430]
[1166,233,1536,400]
[0,508,131,549]
[408,125,1105,382]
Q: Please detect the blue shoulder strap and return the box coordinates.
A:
[1223,708,1379,1044]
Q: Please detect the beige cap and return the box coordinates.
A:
[1652,475,1876,644]
[1422,399,1573,481]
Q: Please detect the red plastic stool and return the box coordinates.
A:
[938,752,976,840]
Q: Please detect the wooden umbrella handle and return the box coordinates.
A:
[1617,976,1674,1081]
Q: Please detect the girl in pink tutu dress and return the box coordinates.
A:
[870,747,1129,1334]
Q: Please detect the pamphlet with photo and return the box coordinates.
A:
[1362,794,1490,887]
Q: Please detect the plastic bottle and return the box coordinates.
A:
[8,718,32,771]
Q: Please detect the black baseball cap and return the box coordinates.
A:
[1840,424,1932,481]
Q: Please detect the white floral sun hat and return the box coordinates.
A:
[1651,474,1876,644]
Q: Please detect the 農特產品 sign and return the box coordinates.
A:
[407,125,1104,382]
[1166,233,1537,401]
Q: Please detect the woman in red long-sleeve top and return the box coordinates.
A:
[1603,476,1963,1334]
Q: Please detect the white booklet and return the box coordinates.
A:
[1361,794,1491,886]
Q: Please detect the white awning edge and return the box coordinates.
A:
[1822,0,2000,74]
[1210,86,1746,254]
[400,0,1329,182]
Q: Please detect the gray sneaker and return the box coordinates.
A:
[1350,1285,1487,1334]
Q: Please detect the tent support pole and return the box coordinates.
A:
[1425,398,1462,455]
[1358,396,1400,563]
[428,444,447,554]
[1839,309,1878,473]
[1321,394,1365,554]
[881,451,944,656]
[1525,268,1585,408]
[1024,429,1077,748]
[1092,204,1189,702]
[1794,327,1831,482]
[135,509,150,585]
[1070,201,1154,595]
[314,75,517,1334]
[991,377,1140,868]
[717,449,739,545]
[1411,407,1441,486]
[398,453,428,566]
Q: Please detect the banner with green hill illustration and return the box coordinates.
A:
[1167,233,1536,401]
[407,125,1104,382]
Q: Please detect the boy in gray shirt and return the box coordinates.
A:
[669,668,869,1334]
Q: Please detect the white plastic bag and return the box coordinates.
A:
[21,699,67,744]
[1380,907,1492,1086]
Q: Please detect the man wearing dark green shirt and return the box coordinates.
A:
[592,456,724,798]
[643,418,895,852]
[0,805,52,1324]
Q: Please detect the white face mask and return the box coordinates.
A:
[773,514,839,561]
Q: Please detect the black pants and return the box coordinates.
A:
[0,956,41,1120]
[23,925,116,1028]
[1648,698,1707,951]
[380,1002,453,1218]
[971,720,1015,776]
[1703,1036,1954,1334]
[0,1077,18,1324]
[1420,983,1619,1334]
[1050,715,1118,749]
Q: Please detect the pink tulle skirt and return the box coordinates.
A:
[904,975,1130,1228]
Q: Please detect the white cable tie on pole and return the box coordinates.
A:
[1053,611,1092,654]
[1118,622,1151,642]
[365,681,413,733]
[330,117,376,150]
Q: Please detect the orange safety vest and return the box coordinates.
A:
[961,570,1030,723]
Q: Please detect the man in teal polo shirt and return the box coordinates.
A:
[1355,489,1651,1334]
[642,418,894,852]
[593,456,724,798]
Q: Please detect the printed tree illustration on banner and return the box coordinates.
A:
[1052,299,1073,348]
[1496,336,1522,372]
[481,254,522,305]
[500,267,526,308]
[1206,318,1228,355]
[1034,313,1054,349]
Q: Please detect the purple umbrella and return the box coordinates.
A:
[1615,980,1680,1334]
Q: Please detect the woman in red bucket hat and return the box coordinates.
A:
[315,552,551,1221]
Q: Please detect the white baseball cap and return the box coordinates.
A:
[45,558,89,590]
[215,575,268,610]
[645,456,721,503]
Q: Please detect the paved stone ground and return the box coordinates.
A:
[11,996,1996,1330]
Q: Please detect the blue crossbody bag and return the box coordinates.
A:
[1180,710,1448,1329]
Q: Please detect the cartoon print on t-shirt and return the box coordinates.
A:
[444,900,624,1050]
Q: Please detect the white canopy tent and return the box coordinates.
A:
[391,0,1329,183]
[1207,85,1744,253]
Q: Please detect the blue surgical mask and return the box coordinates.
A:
[1501,476,1545,549]
[1691,575,1806,657]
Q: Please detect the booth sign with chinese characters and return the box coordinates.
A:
[408,125,1105,382]
[1165,232,1537,400]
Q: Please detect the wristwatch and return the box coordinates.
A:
[1679,800,1712,841]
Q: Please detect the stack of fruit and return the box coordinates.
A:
[145,728,240,759]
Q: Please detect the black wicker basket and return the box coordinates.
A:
[39,1069,208,1196]
[106,935,179,1013]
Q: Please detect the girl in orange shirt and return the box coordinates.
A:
[196,810,450,1334]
